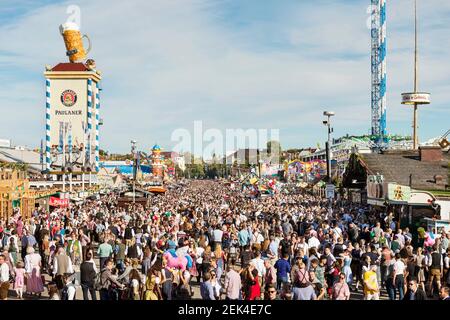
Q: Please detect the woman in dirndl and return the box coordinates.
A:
[24,246,44,297]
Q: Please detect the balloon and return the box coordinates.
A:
[166,249,178,258]
[185,255,193,269]
[424,232,435,247]
[163,251,193,271]
[417,227,426,239]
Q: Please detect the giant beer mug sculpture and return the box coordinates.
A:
[60,22,91,63]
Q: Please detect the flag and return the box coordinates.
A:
[40,139,43,165]
[59,122,63,152]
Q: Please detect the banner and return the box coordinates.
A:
[49,196,69,207]
[47,78,98,172]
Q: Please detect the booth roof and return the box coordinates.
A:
[51,63,89,72]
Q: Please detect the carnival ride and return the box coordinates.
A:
[284,159,327,184]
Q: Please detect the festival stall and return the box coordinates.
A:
[285,159,327,183]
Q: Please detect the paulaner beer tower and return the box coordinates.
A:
[44,21,102,189]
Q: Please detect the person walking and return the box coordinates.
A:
[200,271,216,300]
[52,246,74,290]
[224,260,241,300]
[274,254,290,290]
[13,261,26,299]
[363,265,380,300]
[80,251,97,300]
[24,246,44,297]
[291,259,316,300]
[428,245,443,297]
[386,253,405,300]
[0,254,10,300]
[99,258,125,300]
[403,279,427,300]
[98,238,114,270]
[332,273,350,300]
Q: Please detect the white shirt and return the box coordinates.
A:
[0,263,9,282]
[196,247,205,264]
[297,242,309,255]
[251,258,266,277]
[308,236,320,250]
[332,227,343,238]
[394,260,405,275]
[252,232,264,245]
[444,256,450,269]
[213,229,223,242]
[67,283,76,300]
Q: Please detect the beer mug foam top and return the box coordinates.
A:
[59,22,80,33]
[60,22,91,63]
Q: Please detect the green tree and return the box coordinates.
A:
[175,164,185,178]
[342,153,367,189]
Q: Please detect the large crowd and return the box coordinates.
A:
[0,179,449,301]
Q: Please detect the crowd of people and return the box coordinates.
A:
[0,179,449,301]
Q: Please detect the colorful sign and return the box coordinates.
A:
[286,159,326,182]
[401,92,431,105]
[49,196,69,207]
[387,183,411,203]
[60,89,78,107]
[46,76,101,173]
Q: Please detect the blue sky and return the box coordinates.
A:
[0,0,449,154]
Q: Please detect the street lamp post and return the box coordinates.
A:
[131,140,137,204]
[323,111,335,183]
[323,111,335,219]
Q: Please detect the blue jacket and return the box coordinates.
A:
[274,258,291,278]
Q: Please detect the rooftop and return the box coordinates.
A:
[360,149,449,191]
[51,63,90,72]
[0,147,42,173]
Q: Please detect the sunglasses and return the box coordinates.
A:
[268,290,276,293]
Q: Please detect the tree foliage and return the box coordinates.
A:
[342,153,367,189]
